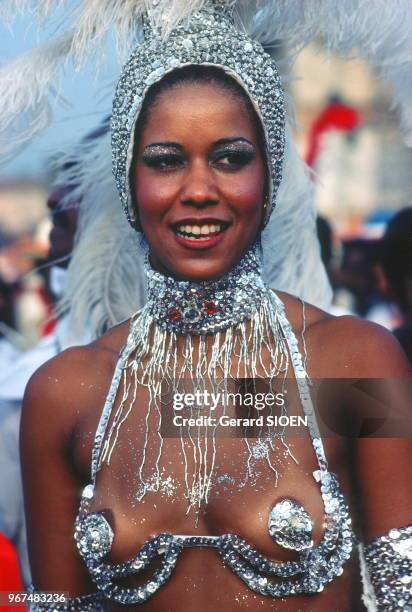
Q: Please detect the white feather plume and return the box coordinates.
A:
[263,126,332,309]
[0,0,62,23]
[58,188,147,339]
[0,32,72,162]
[69,0,145,66]
[53,128,147,338]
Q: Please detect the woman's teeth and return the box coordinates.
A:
[175,223,225,240]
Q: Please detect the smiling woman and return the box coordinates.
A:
[131,66,266,280]
[15,2,412,612]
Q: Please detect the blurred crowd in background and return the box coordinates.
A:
[0,179,78,355]
[0,39,412,595]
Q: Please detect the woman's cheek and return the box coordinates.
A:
[135,174,178,221]
[222,183,264,215]
[221,166,265,212]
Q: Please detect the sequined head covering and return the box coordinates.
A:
[111,2,285,230]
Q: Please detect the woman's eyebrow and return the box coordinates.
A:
[213,137,254,147]
[143,142,183,151]
[142,138,255,155]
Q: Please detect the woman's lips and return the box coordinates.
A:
[172,225,229,250]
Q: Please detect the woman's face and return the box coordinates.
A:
[133,81,266,281]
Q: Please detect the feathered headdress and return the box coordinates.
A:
[2,0,412,339]
[2,1,412,153]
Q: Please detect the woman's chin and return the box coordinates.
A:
[150,254,237,282]
[148,231,257,281]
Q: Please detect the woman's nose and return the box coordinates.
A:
[180,161,219,208]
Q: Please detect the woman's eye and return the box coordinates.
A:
[213,150,254,169]
[143,154,185,170]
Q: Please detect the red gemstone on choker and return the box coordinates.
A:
[204,300,217,315]
[168,307,181,321]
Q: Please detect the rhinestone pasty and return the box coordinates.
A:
[111,4,285,230]
[268,499,314,551]
[77,512,114,561]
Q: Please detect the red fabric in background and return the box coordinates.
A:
[37,286,57,337]
[306,101,360,167]
[0,533,24,610]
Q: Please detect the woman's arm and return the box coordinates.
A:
[349,322,412,608]
[348,323,412,536]
[20,348,99,598]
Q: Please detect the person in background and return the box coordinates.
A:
[316,215,355,316]
[379,207,412,361]
[0,189,84,587]
[316,216,333,274]
[0,230,23,360]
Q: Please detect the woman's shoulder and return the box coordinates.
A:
[29,317,131,382]
[22,318,132,434]
[275,290,411,378]
[274,289,332,332]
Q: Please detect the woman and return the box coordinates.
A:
[20,3,412,612]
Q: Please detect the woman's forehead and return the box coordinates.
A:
[140,82,258,144]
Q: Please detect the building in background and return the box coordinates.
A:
[291,42,412,237]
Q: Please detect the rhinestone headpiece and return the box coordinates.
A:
[111,3,285,230]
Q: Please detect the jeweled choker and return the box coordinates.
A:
[145,240,268,334]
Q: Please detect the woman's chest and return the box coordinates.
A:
[75,432,359,612]
[74,406,352,565]
[72,364,359,610]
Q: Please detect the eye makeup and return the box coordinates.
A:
[141,138,256,170]
[142,144,185,169]
[143,143,182,157]
[211,140,256,168]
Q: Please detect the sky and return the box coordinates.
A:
[0,14,120,180]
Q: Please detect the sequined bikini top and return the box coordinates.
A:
[74,283,355,608]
